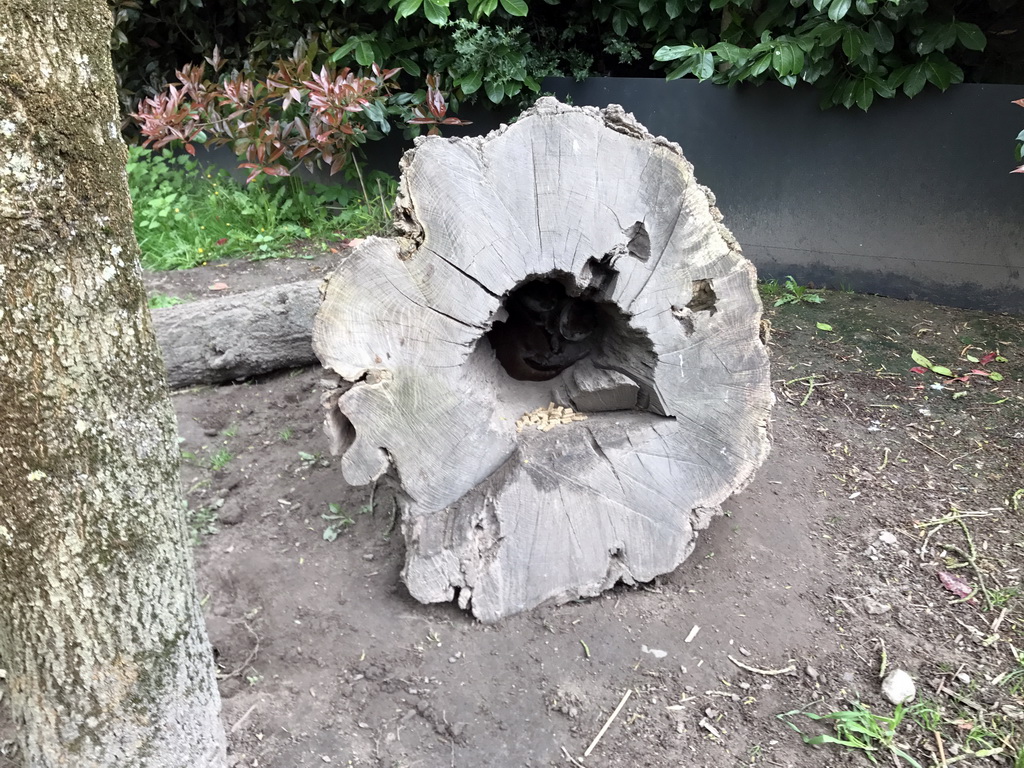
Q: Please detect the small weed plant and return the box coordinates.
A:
[780,702,921,767]
[127,146,395,270]
[772,276,825,307]
[323,502,355,541]
[208,448,233,472]
[187,500,221,545]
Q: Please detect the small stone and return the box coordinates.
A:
[863,597,892,615]
[805,665,819,680]
[881,669,916,705]
[363,553,375,561]
[955,672,971,684]
[879,531,898,545]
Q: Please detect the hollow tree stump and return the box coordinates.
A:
[313,98,773,622]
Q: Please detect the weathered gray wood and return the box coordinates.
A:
[314,98,773,622]
[153,280,322,388]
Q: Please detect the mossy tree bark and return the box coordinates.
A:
[0,2,227,766]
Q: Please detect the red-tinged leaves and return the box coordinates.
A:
[1012,165,1024,174]
[910,366,927,374]
[979,351,997,365]
[938,570,975,602]
[1013,98,1024,108]
[216,238,229,246]
[131,53,464,183]
[970,369,991,376]
[184,143,196,156]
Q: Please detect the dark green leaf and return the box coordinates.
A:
[903,64,927,97]
[655,44,695,61]
[828,0,851,22]
[955,22,986,51]
[869,20,894,53]
[750,51,773,77]
[923,55,961,90]
[868,75,894,99]
[853,79,873,110]
[665,63,689,80]
[499,0,528,16]
[612,9,630,36]
[459,70,483,94]
[696,51,714,80]
[484,79,504,103]
[392,0,422,20]
[842,28,868,60]
[355,41,374,66]
[813,22,843,47]
[709,41,747,64]
[398,57,421,77]
[772,42,803,77]
[639,0,656,13]
[666,0,683,19]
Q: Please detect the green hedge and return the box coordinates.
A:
[113,0,1020,115]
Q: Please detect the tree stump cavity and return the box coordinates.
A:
[313,97,773,622]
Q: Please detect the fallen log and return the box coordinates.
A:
[314,97,773,621]
[152,280,322,389]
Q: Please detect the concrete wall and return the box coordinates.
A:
[543,77,1024,314]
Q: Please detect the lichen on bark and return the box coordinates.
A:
[0,1,227,765]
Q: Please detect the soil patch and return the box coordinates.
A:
[2,266,1022,768]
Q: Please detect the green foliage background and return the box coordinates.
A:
[113,0,1020,117]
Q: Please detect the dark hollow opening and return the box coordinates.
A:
[487,278,606,381]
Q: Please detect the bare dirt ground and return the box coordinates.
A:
[2,255,1023,768]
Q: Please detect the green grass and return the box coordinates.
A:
[147,293,186,308]
[780,702,921,767]
[127,147,395,271]
[208,448,233,472]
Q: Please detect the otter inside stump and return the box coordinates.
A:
[313,98,773,622]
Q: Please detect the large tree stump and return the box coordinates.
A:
[313,98,773,622]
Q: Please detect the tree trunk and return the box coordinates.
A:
[314,98,773,622]
[0,2,227,765]
[152,280,322,389]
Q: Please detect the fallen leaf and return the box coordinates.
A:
[910,367,927,374]
[938,570,974,601]
[911,350,933,368]
[209,282,229,291]
[816,322,833,331]
[979,352,997,365]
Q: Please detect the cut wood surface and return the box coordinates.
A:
[314,98,773,621]
[153,280,322,389]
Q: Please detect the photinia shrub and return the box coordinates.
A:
[133,48,467,183]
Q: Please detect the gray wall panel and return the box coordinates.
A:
[543,77,1024,314]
